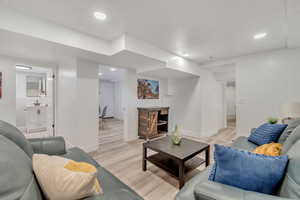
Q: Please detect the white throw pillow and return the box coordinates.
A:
[32,154,102,200]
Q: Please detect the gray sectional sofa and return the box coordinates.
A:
[176,124,300,200]
[0,120,143,200]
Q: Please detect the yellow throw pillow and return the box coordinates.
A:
[64,160,101,193]
[32,154,102,200]
[252,143,282,156]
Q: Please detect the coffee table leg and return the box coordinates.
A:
[205,145,210,167]
[143,146,147,171]
[179,161,185,189]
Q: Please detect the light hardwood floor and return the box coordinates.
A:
[92,125,236,200]
[99,118,126,152]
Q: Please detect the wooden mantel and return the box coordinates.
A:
[137,107,169,140]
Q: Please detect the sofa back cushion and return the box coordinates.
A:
[282,125,300,154]
[279,140,300,198]
[0,135,42,200]
[0,120,34,157]
[278,118,300,144]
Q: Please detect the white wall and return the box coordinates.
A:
[123,69,138,141]
[121,68,224,140]
[136,76,170,108]
[56,57,78,147]
[236,48,300,136]
[57,58,98,152]
[120,72,173,141]
[0,55,98,152]
[77,60,99,152]
[200,73,224,137]
[0,55,56,131]
[99,79,126,120]
[114,80,125,120]
[99,80,115,118]
[169,75,224,138]
[169,78,202,135]
[225,85,236,119]
[0,55,16,125]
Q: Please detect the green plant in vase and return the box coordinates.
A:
[267,117,278,124]
[171,125,182,145]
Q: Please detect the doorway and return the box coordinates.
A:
[98,65,126,152]
[15,64,55,138]
[225,81,236,128]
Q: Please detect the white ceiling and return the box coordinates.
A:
[211,64,236,82]
[0,29,164,69]
[98,65,126,82]
[138,68,199,79]
[1,0,299,64]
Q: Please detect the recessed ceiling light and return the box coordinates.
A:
[171,56,184,65]
[182,53,189,57]
[94,12,107,21]
[16,65,32,70]
[110,68,116,71]
[254,32,267,40]
[98,72,103,76]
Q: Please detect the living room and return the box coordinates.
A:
[0,1,300,200]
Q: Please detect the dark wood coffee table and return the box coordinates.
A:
[142,136,210,188]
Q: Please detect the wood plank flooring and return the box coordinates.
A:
[92,125,236,200]
[99,118,126,152]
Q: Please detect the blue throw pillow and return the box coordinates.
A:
[209,144,289,195]
[248,123,287,145]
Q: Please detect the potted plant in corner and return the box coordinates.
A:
[267,117,278,124]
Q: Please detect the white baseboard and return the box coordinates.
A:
[181,129,217,139]
[124,135,139,142]
[85,145,99,153]
[64,139,99,153]
[181,129,199,138]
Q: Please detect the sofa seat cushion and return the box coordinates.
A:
[194,180,292,200]
[0,135,42,200]
[175,168,210,200]
[84,189,144,200]
[231,136,258,151]
[63,147,143,200]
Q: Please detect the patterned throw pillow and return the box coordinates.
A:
[248,123,287,145]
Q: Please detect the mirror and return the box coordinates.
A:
[26,75,47,97]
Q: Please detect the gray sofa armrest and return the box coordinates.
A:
[194,180,294,200]
[28,136,66,155]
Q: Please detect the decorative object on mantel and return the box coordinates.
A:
[267,117,278,124]
[0,72,2,99]
[280,102,300,124]
[137,79,159,99]
[171,125,182,145]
